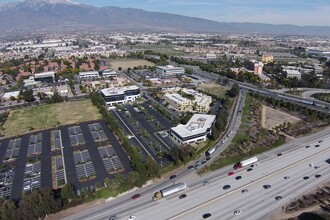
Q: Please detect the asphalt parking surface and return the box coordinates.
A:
[0,119,131,200]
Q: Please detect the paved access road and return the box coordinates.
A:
[66,126,330,220]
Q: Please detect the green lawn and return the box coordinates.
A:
[2,99,101,137]
[196,83,228,99]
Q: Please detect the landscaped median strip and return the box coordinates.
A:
[168,146,330,220]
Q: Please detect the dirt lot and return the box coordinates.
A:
[261,105,301,130]
[2,99,101,137]
[109,58,155,70]
[196,83,228,98]
[270,182,330,220]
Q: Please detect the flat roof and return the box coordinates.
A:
[100,85,139,97]
[156,65,184,71]
[285,69,301,75]
[34,71,55,78]
[2,91,20,99]
[171,114,216,139]
[79,71,99,76]
[165,93,190,104]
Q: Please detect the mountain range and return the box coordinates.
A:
[0,0,329,36]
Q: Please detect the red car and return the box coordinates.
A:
[228,172,235,176]
[132,194,140,199]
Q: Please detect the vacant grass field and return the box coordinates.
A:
[2,99,101,137]
[197,83,228,99]
[109,58,155,70]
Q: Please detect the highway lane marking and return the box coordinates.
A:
[168,146,330,220]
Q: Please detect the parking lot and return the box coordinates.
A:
[68,126,85,146]
[0,119,131,199]
[27,133,42,156]
[88,123,107,142]
[4,138,21,162]
[111,102,180,166]
[23,162,41,192]
[98,145,124,173]
[0,165,15,199]
[53,156,65,188]
[73,150,96,181]
[51,130,62,150]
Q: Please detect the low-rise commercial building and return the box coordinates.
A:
[285,69,302,80]
[100,85,140,107]
[34,71,55,83]
[100,69,117,78]
[181,89,212,113]
[2,91,20,101]
[164,93,192,112]
[261,54,273,63]
[163,88,212,113]
[79,71,100,79]
[170,114,216,145]
[156,65,185,75]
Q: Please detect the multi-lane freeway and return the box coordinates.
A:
[66,126,330,220]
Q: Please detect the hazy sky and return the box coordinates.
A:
[1,0,329,26]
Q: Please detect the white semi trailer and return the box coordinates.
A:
[153,182,187,200]
[234,157,258,169]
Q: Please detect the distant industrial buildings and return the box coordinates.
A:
[170,114,216,145]
[156,65,185,75]
[100,85,140,107]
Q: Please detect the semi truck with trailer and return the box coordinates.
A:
[234,157,258,169]
[153,182,187,200]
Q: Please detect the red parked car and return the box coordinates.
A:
[228,172,235,176]
[132,194,140,199]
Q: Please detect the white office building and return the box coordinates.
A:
[156,65,185,75]
[170,114,216,145]
[100,85,140,107]
[79,71,100,79]
[285,70,302,80]
[101,69,117,78]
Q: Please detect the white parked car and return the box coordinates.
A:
[23,185,31,190]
